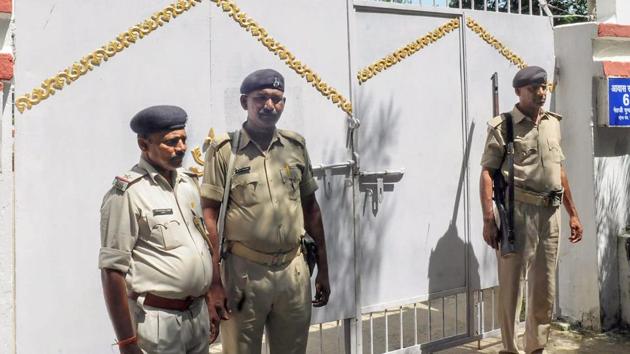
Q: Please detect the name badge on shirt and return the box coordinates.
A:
[153,208,173,216]
[234,166,251,175]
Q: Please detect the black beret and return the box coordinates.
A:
[130,105,188,135]
[240,69,284,94]
[513,66,547,88]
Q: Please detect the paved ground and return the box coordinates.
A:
[439,327,630,354]
[210,324,630,353]
[208,293,630,354]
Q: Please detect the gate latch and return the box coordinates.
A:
[312,160,356,198]
[359,169,405,214]
[620,226,630,262]
[346,117,361,149]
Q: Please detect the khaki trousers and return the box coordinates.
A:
[220,252,312,354]
[497,202,560,354]
[130,296,210,354]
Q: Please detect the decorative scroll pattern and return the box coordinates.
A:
[211,0,353,116]
[357,18,461,85]
[15,0,202,113]
[466,17,527,69]
[190,128,219,167]
[191,147,205,166]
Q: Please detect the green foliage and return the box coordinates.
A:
[548,0,589,25]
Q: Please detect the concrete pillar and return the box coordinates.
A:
[553,22,602,330]
[554,0,630,331]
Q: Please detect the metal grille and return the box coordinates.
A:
[372,0,545,15]
[354,287,500,354]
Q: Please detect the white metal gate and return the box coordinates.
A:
[350,3,471,353]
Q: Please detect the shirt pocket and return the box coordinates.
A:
[147,216,185,250]
[230,172,259,207]
[547,138,564,163]
[280,165,303,200]
[513,137,538,166]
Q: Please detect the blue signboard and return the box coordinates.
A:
[608,77,630,126]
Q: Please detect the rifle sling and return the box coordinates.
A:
[503,113,515,243]
[218,129,241,259]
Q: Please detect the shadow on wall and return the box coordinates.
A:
[354,89,402,300]
[593,128,630,329]
[312,141,356,321]
[428,122,480,296]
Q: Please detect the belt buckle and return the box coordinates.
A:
[184,296,195,309]
[270,253,281,266]
[542,195,550,206]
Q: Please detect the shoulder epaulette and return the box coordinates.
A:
[278,129,306,147]
[546,111,563,121]
[112,169,146,192]
[488,115,504,129]
[213,133,231,150]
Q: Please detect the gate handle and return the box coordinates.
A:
[359,169,405,208]
[312,160,356,199]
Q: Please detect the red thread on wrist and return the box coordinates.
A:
[116,335,138,348]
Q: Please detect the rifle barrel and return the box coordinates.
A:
[491,72,499,117]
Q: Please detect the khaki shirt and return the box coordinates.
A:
[99,158,213,299]
[481,106,565,193]
[201,127,319,253]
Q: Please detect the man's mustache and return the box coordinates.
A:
[258,108,278,116]
[170,152,185,163]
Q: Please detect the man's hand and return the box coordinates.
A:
[568,215,583,243]
[302,194,331,307]
[561,166,582,244]
[480,168,499,250]
[312,271,330,307]
[120,344,143,354]
[206,300,221,344]
[209,283,230,321]
[482,219,499,250]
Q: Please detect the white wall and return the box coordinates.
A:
[593,122,630,330]
[0,85,14,354]
[597,0,630,24]
[14,1,212,352]
[0,9,15,354]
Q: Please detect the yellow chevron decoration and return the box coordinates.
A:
[14,1,529,116]
[211,0,353,116]
[191,147,205,166]
[15,0,202,113]
[357,18,461,85]
[465,17,527,69]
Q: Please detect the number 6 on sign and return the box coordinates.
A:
[624,93,630,106]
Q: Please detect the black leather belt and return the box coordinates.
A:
[129,292,202,311]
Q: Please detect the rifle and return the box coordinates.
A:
[491,72,516,257]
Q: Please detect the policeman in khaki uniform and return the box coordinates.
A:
[200,69,331,354]
[100,106,214,354]
[480,66,584,354]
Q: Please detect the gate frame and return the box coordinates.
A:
[343,2,500,352]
